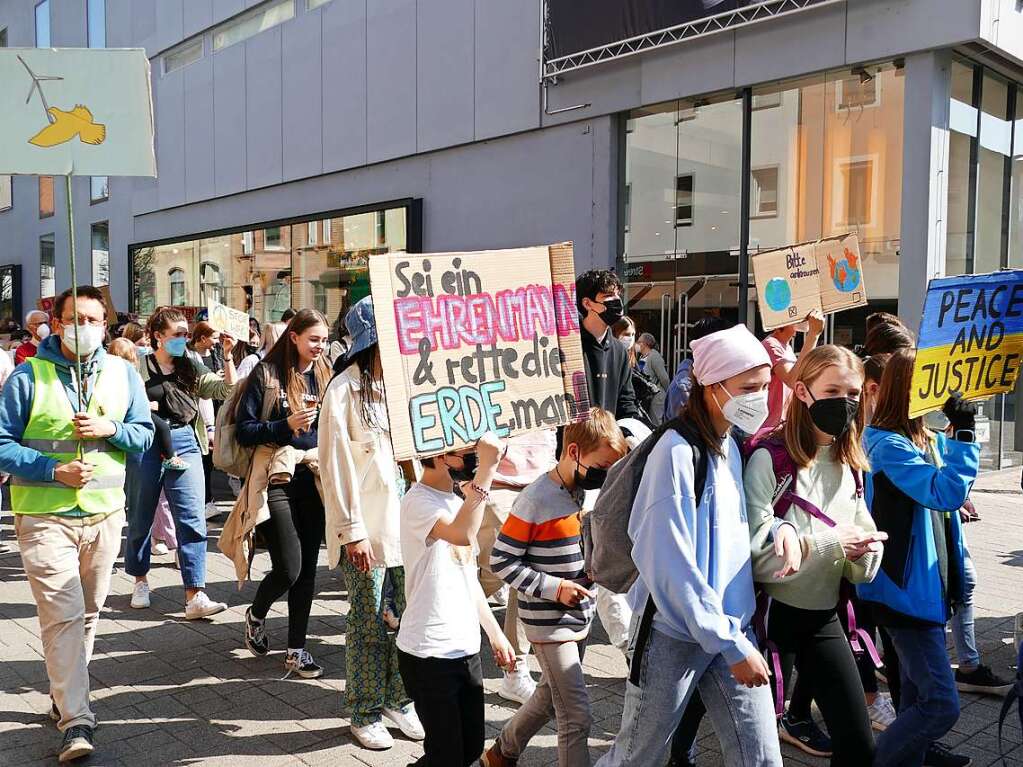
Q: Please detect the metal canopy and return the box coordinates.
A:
[543,0,846,81]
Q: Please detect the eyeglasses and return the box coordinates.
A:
[60,317,105,327]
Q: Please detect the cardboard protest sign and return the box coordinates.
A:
[909,271,1023,418]
[370,243,591,460]
[207,302,250,341]
[752,233,867,330]
[0,48,155,177]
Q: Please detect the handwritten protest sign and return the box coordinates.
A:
[909,270,1023,418]
[207,301,249,341]
[752,233,867,330]
[370,243,590,460]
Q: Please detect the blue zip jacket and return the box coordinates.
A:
[857,426,979,626]
[0,336,154,486]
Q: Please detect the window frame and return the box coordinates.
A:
[87,0,106,48]
[163,37,204,76]
[674,174,694,228]
[34,0,50,48]
[168,267,187,307]
[750,165,779,219]
[212,0,295,52]
[90,221,110,287]
[38,176,54,219]
[39,233,55,298]
[833,155,878,229]
[90,176,109,204]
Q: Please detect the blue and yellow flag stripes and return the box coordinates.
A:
[910,271,1023,418]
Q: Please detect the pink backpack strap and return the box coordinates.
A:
[756,439,839,527]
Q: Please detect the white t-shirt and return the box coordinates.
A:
[396,482,482,660]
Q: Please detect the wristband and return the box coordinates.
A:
[469,482,490,501]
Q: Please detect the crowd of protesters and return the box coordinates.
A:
[0,270,1015,767]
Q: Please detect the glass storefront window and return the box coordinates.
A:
[976,73,1011,275]
[1009,86,1022,269]
[132,204,411,343]
[946,60,976,276]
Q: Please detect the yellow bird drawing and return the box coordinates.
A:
[29,105,106,148]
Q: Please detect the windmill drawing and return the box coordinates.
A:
[19,55,106,148]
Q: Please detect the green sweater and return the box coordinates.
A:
[746,445,882,611]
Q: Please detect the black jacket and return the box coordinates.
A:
[580,325,645,422]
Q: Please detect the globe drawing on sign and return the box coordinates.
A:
[764,277,792,312]
[827,248,862,293]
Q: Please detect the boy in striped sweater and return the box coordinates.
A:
[483,409,628,767]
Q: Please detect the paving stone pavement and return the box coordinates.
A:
[1,468,1022,766]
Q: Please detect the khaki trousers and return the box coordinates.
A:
[477,487,530,657]
[16,510,124,731]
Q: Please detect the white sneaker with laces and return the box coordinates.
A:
[498,660,536,704]
[130,581,150,609]
[152,540,170,556]
[204,501,221,520]
[351,721,394,750]
[184,591,227,620]
[867,692,897,732]
[382,704,425,740]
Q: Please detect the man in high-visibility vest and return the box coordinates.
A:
[0,285,153,763]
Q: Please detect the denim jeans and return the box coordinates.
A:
[875,625,960,767]
[950,545,979,669]
[125,426,208,589]
[594,628,782,767]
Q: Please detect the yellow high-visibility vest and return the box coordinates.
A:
[11,355,130,515]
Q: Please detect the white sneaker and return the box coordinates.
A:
[382,704,425,741]
[152,540,170,556]
[490,585,509,607]
[204,501,221,520]
[867,692,897,732]
[351,720,394,750]
[184,591,227,620]
[130,581,151,609]
[498,660,536,704]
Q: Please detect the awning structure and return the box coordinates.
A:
[543,0,844,81]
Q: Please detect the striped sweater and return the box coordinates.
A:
[489,474,594,642]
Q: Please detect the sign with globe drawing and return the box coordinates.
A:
[752,233,867,331]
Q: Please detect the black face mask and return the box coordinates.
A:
[808,395,860,437]
[575,457,608,491]
[448,452,478,482]
[594,297,624,327]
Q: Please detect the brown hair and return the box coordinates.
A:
[107,337,139,365]
[121,322,145,343]
[612,316,638,368]
[863,353,892,385]
[147,307,199,394]
[261,308,332,414]
[55,285,107,321]
[681,380,727,458]
[871,348,929,450]
[781,345,869,470]
[191,321,217,345]
[865,311,903,334]
[864,320,915,356]
[562,408,628,459]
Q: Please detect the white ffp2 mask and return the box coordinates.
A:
[716,388,769,435]
[62,323,105,358]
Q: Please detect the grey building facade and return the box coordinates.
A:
[0,0,1022,467]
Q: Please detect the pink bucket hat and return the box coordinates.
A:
[690,325,771,385]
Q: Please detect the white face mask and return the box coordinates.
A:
[619,334,635,350]
[714,386,769,435]
[36,323,51,340]
[62,323,105,358]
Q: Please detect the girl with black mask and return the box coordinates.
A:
[746,344,887,766]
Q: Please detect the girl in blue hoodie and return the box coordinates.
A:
[857,349,980,767]
[595,325,784,767]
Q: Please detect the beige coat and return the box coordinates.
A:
[318,363,404,569]
[219,444,321,585]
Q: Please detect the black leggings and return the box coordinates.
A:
[768,600,875,767]
[250,468,325,649]
[397,649,484,767]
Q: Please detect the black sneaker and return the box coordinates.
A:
[284,649,323,679]
[955,664,1013,696]
[779,714,833,758]
[923,741,972,767]
[58,725,94,762]
[244,608,269,656]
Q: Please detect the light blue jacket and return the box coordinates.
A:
[627,430,758,665]
[0,336,154,484]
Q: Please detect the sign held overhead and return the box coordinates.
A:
[370,243,591,460]
[752,233,867,330]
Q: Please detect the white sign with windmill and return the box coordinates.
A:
[0,48,155,177]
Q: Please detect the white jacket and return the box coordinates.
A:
[319,363,403,569]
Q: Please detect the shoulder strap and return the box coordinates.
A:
[756,437,839,528]
[671,418,710,506]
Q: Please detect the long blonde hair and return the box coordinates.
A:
[781,344,869,471]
